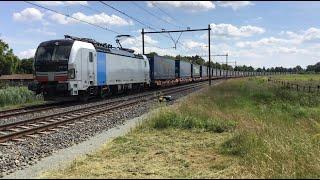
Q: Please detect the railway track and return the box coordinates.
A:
[0,81,208,144]
[0,80,215,120]
[0,101,76,119]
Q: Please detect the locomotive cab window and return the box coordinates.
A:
[89,52,93,62]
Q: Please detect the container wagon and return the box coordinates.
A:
[200,65,208,80]
[175,60,192,84]
[191,64,201,81]
[148,55,177,87]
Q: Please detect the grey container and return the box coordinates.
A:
[148,55,176,80]
[200,65,208,77]
[175,60,191,78]
[192,64,200,78]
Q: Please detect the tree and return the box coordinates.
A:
[0,39,20,75]
[18,58,34,74]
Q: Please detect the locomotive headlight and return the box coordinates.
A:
[68,68,75,79]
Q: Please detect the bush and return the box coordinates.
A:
[0,86,43,107]
[148,108,236,133]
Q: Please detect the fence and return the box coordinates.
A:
[267,78,320,93]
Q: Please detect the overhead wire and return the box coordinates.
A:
[79,2,169,50]
[24,1,121,35]
[131,2,181,29]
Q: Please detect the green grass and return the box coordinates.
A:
[0,86,44,109]
[43,77,320,178]
[270,74,320,86]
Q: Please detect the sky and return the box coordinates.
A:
[1,1,320,68]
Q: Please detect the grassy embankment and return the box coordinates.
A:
[0,86,43,111]
[43,76,320,178]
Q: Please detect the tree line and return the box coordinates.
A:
[0,39,33,75]
[0,38,320,76]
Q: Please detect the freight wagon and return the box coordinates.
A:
[191,64,201,81]
[200,65,208,80]
[148,55,177,87]
[175,60,192,84]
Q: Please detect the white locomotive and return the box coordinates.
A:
[30,35,150,101]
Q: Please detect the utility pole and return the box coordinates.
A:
[141,26,212,85]
[225,53,228,79]
[142,28,145,55]
[208,24,211,86]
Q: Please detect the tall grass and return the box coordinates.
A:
[216,78,320,178]
[0,86,43,107]
[143,77,320,178]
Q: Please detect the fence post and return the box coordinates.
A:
[318,85,320,93]
[296,84,299,91]
[309,86,311,93]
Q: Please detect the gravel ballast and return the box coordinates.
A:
[0,82,218,178]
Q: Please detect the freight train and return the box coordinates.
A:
[28,35,268,101]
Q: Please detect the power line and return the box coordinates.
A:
[98,1,205,54]
[24,1,121,35]
[151,2,187,28]
[99,1,163,31]
[131,2,180,29]
[79,2,171,50]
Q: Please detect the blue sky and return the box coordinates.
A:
[1,1,320,68]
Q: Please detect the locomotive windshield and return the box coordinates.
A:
[35,40,73,62]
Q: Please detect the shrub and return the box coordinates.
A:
[0,86,43,107]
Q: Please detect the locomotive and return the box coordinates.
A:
[28,35,262,101]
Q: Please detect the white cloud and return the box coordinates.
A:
[122,35,158,46]
[147,1,215,12]
[236,37,291,48]
[202,24,265,39]
[49,12,133,26]
[275,47,308,54]
[239,27,320,49]
[36,1,88,6]
[13,8,44,22]
[183,40,207,51]
[26,28,56,36]
[217,1,253,10]
[17,49,36,59]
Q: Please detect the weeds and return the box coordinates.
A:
[0,86,43,107]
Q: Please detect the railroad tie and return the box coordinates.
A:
[16,126,31,129]
[57,125,69,129]
[37,121,50,125]
[8,128,21,132]
[0,131,8,135]
[46,119,58,123]
[25,134,39,138]
[38,131,51,135]
[0,142,11,146]
[12,138,25,142]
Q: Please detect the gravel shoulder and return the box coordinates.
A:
[2,83,215,179]
[3,110,151,179]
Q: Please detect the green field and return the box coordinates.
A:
[270,74,320,86]
[0,86,44,110]
[43,77,320,179]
